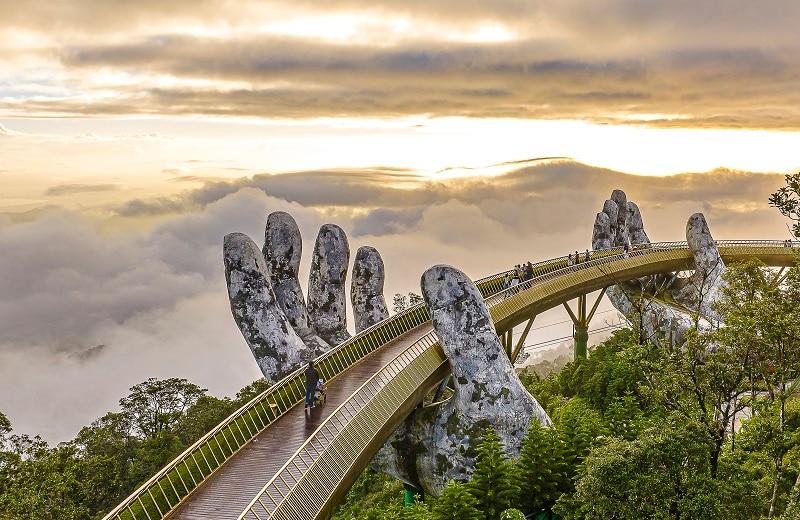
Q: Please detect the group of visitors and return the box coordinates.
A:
[503,261,535,290]
[567,249,591,267]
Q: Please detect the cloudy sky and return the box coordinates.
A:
[2,1,799,443]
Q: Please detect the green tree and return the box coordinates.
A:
[73,412,136,490]
[602,394,646,440]
[0,411,10,438]
[0,436,93,520]
[711,260,800,512]
[119,377,206,439]
[127,431,185,487]
[177,395,235,445]
[517,420,567,515]
[634,321,752,476]
[769,171,800,238]
[332,468,404,520]
[558,416,722,520]
[552,398,606,486]
[467,427,521,520]
[233,378,273,407]
[579,328,646,412]
[432,480,482,520]
[71,411,138,514]
[738,397,800,518]
[519,370,562,416]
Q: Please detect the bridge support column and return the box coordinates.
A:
[498,316,535,363]
[404,484,421,506]
[573,325,589,359]
[563,288,607,360]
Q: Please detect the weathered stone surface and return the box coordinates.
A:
[263,212,331,351]
[592,211,612,250]
[223,232,311,382]
[610,189,628,247]
[307,224,352,346]
[371,265,551,494]
[227,212,554,495]
[593,191,726,348]
[351,246,389,333]
[627,201,649,245]
[602,199,618,245]
[674,213,725,319]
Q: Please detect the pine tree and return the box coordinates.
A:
[553,398,605,486]
[467,427,522,520]
[400,501,433,520]
[432,480,483,520]
[517,420,568,515]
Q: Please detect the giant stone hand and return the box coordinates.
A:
[224,212,551,495]
[223,212,389,382]
[370,265,551,495]
[593,189,726,347]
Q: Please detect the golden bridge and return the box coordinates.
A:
[102,240,797,520]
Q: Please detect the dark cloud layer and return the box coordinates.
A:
[110,161,789,240]
[3,2,800,127]
[42,35,800,127]
[0,161,792,441]
[44,183,123,196]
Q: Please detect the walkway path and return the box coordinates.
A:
[167,324,432,520]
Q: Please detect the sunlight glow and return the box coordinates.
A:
[459,25,515,43]
[260,14,369,42]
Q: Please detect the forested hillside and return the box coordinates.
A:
[4,262,800,519]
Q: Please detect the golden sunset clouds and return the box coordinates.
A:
[2,0,800,129]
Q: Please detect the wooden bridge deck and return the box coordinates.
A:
[166,324,433,520]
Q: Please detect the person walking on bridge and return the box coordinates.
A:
[305,361,320,409]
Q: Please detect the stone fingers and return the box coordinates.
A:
[307,224,352,346]
[674,213,725,318]
[351,246,389,333]
[627,201,650,245]
[223,232,309,382]
[263,212,332,353]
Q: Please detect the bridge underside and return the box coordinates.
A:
[493,247,796,334]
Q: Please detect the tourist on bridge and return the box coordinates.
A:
[510,270,520,292]
[567,254,573,266]
[524,261,533,281]
[305,361,320,409]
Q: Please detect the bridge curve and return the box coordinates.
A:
[104,240,797,520]
[491,240,796,332]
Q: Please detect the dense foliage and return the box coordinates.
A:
[0,378,270,520]
[6,262,800,519]
[333,259,800,519]
[7,178,800,519]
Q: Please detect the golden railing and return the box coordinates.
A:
[101,270,512,520]
[239,331,448,520]
[237,240,798,519]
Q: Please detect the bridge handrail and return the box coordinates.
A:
[237,246,639,518]
[100,270,509,520]
[239,330,445,520]
[486,240,796,307]
[238,239,797,519]
[104,239,793,520]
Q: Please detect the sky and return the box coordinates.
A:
[2,0,800,443]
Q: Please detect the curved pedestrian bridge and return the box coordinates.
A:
[102,240,797,520]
